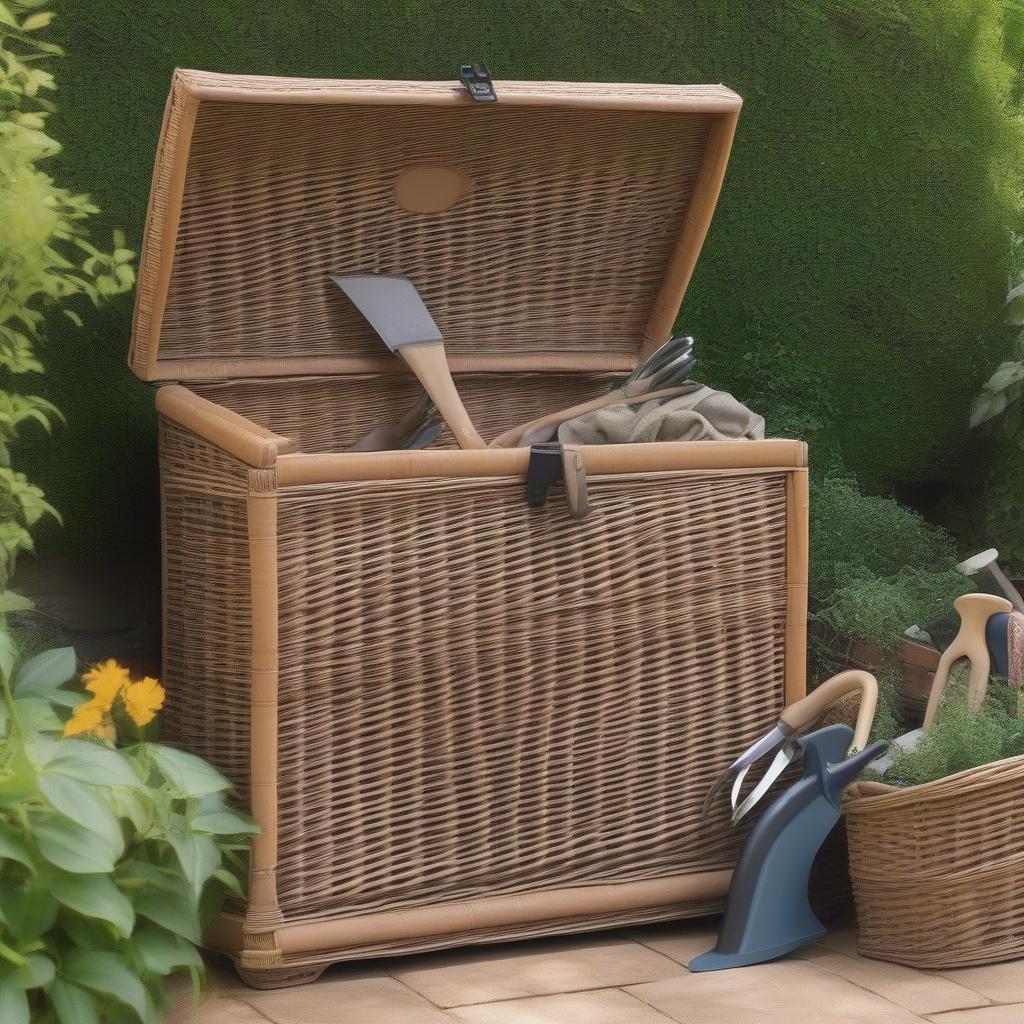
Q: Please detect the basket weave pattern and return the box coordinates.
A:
[192,373,618,452]
[845,756,1024,968]
[154,100,711,363]
[160,412,793,939]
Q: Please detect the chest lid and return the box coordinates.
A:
[129,70,741,382]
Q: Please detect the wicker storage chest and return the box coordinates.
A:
[130,70,809,987]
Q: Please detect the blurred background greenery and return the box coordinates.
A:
[14,0,1024,570]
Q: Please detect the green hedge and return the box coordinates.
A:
[19,0,1022,559]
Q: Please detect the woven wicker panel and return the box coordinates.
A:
[845,755,1024,968]
[191,373,617,452]
[157,100,712,363]
[272,469,789,923]
[159,420,254,800]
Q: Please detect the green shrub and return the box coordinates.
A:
[0,0,134,592]
[809,476,960,600]
[18,0,1024,560]
[885,668,1024,786]
[816,566,973,651]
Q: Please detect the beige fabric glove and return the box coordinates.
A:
[557,382,764,446]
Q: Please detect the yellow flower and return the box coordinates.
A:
[82,659,131,711]
[63,700,105,738]
[122,677,165,727]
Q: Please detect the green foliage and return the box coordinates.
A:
[810,476,960,599]
[0,643,253,1024]
[971,276,1024,429]
[0,1,134,581]
[884,667,1024,786]
[13,0,1022,560]
[868,657,904,746]
[940,274,1024,574]
[816,566,973,651]
[808,475,971,649]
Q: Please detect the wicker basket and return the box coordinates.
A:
[129,70,811,987]
[845,594,1024,969]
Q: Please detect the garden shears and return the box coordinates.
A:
[704,670,879,825]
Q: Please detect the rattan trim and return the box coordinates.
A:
[179,69,743,111]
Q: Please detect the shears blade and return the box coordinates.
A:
[732,740,799,825]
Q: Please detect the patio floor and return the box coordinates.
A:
[171,918,1024,1024]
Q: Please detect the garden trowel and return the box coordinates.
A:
[332,275,487,449]
[704,669,878,825]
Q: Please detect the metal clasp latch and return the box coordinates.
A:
[459,63,497,103]
[526,443,563,508]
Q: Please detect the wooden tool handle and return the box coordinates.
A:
[922,592,1013,730]
[398,343,487,450]
[780,669,879,752]
[489,386,692,449]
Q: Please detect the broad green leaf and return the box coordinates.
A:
[0,979,29,1024]
[1006,280,1024,324]
[108,787,151,832]
[44,740,139,787]
[0,880,58,941]
[147,744,230,797]
[50,979,99,1024]
[62,950,148,1021]
[167,831,221,903]
[129,927,202,976]
[13,696,63,733]
[135,891,201,944]
[191,809,258,836]
[115,860,182,894]
[48,690,88,709]
[38,774,124,855]
[33,816,118,874]
[0,822,34,872]
[60,913,116,952]
[0,4,17,29]
[9,953,54,989]
[14,647,75,696]
[0,750,36,806]
[50,872,134,937]
[212,867,243,898]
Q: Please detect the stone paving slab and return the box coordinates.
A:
[168,923,1024,1024]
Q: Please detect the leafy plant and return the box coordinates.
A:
[0,646,254,1024]
[809,476,960,600]
[970,277,1024,430]
[816,567,974,652]
[0,1,135,610]
[950,276,1024,573]
[883,667,1024,787]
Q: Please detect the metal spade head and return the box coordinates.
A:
[331,275,444,351]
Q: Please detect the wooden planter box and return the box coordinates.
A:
[130,70,810,987]
[813,622,941,717]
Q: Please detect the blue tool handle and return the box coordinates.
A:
[987,612,1010,678]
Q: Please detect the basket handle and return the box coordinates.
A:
[922,593,1013,731]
